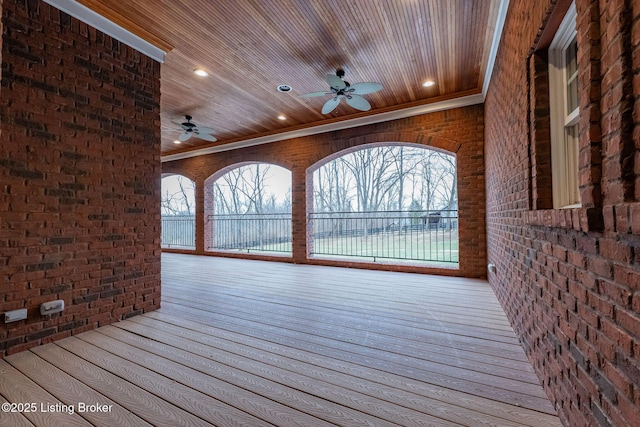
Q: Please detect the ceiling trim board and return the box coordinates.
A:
[161,93,484,162]
[43,0,167,62]
[482,0,510,97]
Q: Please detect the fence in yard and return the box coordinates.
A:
[208,213,292,253]
[161,215,195,249]
[170,210,458,264]
[308,210,458,263]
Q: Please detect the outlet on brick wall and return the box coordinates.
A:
[0,0,162,356]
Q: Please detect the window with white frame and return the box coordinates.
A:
[548,2,580,208]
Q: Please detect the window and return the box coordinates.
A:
[548,2,580,208]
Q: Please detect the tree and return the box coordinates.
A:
[213,164,291,214]
[314,159,353,212]
[161,175,195,216]
[314,146,428,213]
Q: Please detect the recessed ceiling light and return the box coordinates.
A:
[277,115,286,120]
[194,69,209,77]
[277,84,292,92]
[173,140,181,144]
[422,80,435,87]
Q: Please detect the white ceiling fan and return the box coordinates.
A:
[299,69,383,114]
[174,115,217,142]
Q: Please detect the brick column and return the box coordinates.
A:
[195,176,205,253]
[290,166,307,263]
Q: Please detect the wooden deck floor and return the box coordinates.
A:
[1,253,562,426]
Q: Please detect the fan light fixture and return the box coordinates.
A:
[173,140,181,144]
[194,69,209,77]
[277,84,292,92]
[173,115,217,142]
[299,69,383,114]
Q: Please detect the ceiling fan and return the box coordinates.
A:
[174,115,217,142]
[299,69,383,114]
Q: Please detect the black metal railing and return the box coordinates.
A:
[308,210,458,263]
[208,213,292,254]
[161,215,195,249]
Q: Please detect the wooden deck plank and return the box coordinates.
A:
[94,325,432,427]
[161,292,536,370]
[75,329,372,427]
[4,351,152,427]
[162,286,520,341]
[164,296,522,361]
[0,254,562,427]
[164,267,515,324]
[144,310,562,426]
[158,295,542,393]
[101,321,456,427]
[54,336,272,427]
[29,344,213,427]
[157,301,553,411]
[113,315,560,427]
[0,395,35,427]
[0,359,91,427]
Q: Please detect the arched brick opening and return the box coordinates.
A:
[162,104,486,277]
[204,161,293,254]
[305,139,459,263]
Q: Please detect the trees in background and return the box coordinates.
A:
[213,164,291,215]
[161,175,195,216]
[161,146,458,217]
[313,146,457,213]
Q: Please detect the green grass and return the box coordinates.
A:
[312,229,458,263]
[230,229,459,264]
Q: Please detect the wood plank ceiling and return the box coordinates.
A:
[76,0,501,157]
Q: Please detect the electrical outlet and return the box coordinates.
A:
[40,300,65,315]
[4,308,27,323]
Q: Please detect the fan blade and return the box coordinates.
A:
[325,74,346,90]
[196,126,216,134]
[178,132,192,142]
[345,94,371,111]
[321,97,341,114]
[196,133,217,142]
[350,82,383,95]
[299,91,331,98]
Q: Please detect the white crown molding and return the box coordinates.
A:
[161,93,484,162]
[43,0,166,62]
[482,0,510,97]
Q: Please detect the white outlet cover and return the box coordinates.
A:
[4,308,27,323]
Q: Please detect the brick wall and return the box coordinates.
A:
[0,0,161,356]
[485,0,640,425]
[164,105,487,278]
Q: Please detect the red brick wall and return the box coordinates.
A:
[163,105,487,278]
[0,0,161,356]
[485,0,640,425]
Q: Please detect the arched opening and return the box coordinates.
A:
[308,143,458,266]
[206,163,292,256]
[161,174,196,249]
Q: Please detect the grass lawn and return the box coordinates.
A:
[216,229,459,265]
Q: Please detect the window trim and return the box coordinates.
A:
[548,2,580,209]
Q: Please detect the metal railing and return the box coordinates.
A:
[161,215,195,249]
[308,210,458,263]
[208,213,292,254]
